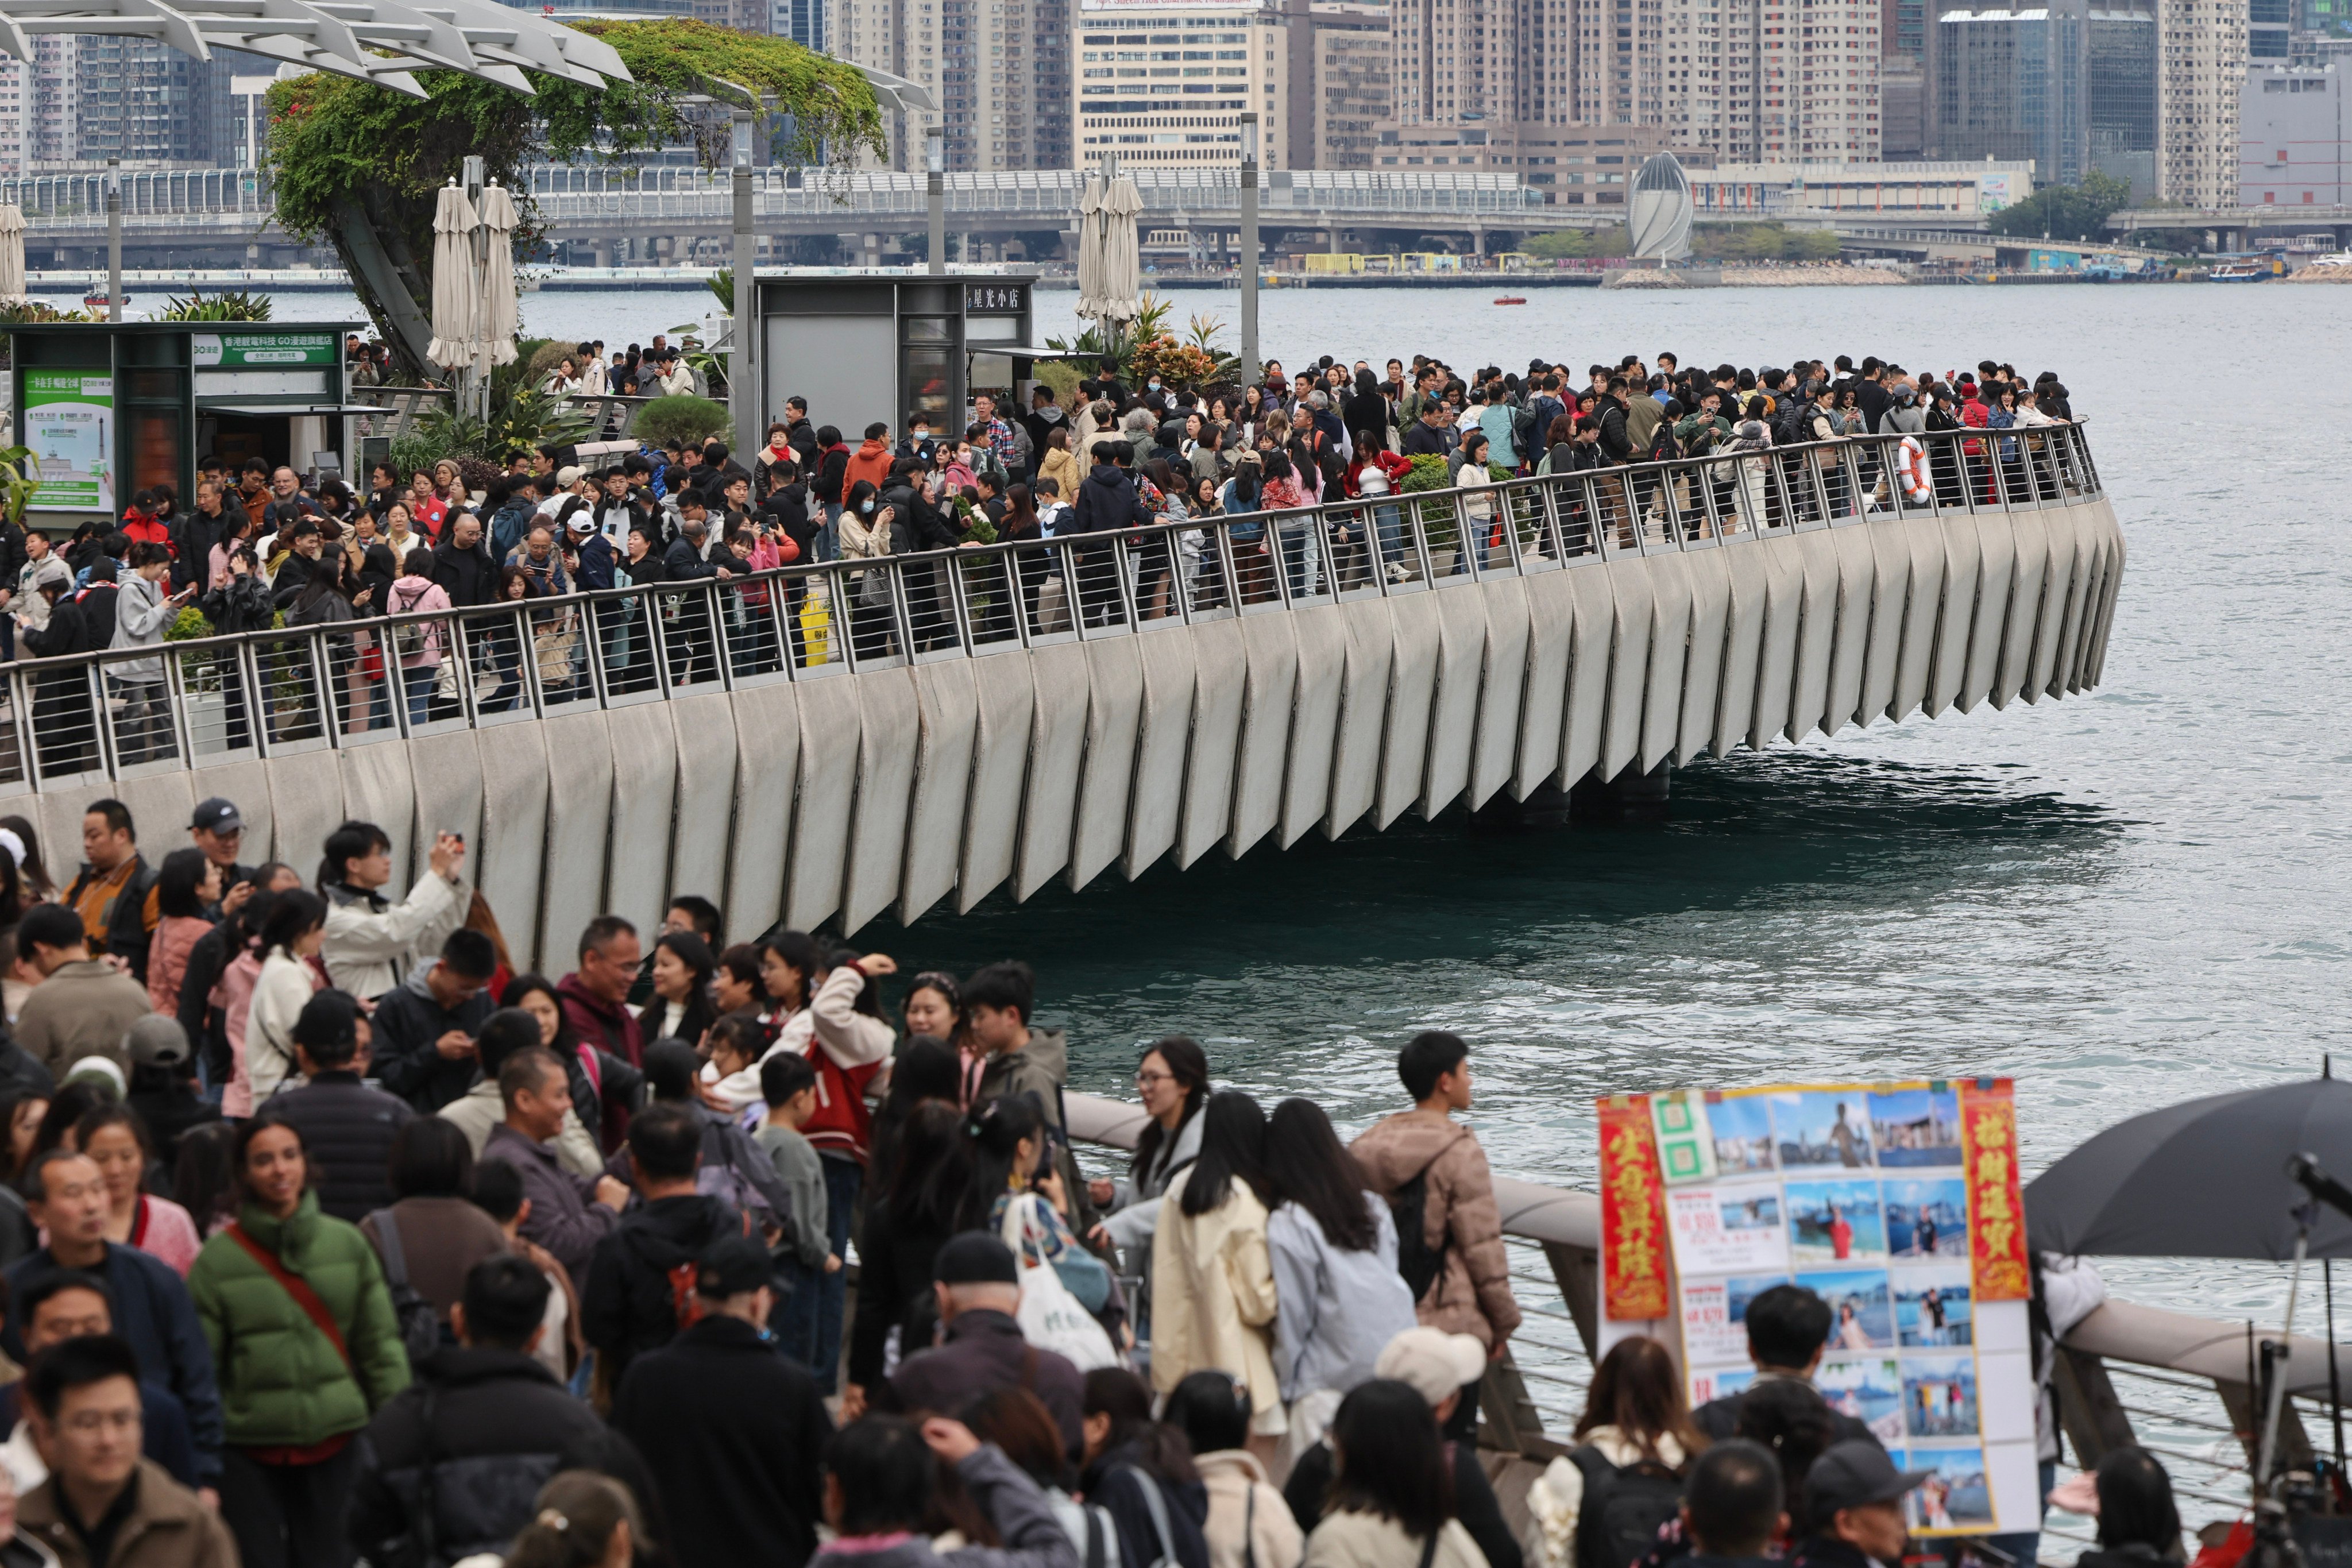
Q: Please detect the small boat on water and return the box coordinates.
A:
[1493,295,1528,305]
[83,283,119,311]
[2209,258,2278,282]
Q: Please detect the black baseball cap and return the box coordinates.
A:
[933,1232,1019,1287]
[1804,1440,1932,1528]
[191,797,242,835]
[697,1235,775,1299]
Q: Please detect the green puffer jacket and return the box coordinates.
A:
[187,1190,411,1448]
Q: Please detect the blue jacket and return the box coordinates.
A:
[5,1242,223,1482]
[574,532,619,592]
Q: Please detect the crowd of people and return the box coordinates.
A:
[0,789,1546,1568]
[0,345,2079,737]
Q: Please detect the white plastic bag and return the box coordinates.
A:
[1001,1194,1122,1371]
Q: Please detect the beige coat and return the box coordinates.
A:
[1303,1512,1487,1568]
[1149,1165,1280,1416]
[1197,1449,1304,1568]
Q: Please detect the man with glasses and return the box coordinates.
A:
[16,1334,237,1567]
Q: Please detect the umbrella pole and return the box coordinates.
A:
[2330,1259,2346,1481]
[2257,1224,2310,1490]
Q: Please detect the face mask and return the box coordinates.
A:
[913,428,928,442]
[1148,381,1161,392]
[861,500,876,515]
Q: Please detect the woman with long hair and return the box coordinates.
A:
[901,971,966,1084]
[635,930,718,1049]
[1082,1367,1212,1568]
[75,1101,203,1275]
[1303,1380,1482,1568]
[1150,1091,1283,1453]
[956,1095,1112,1315]
[1261,1097,1419,1461]
[1089,1037,1210,1264]
[843,1098,973,1419]
[234,889,326,1114]
[147,847,222,1018]
[189,1110,411,1568]
[864,1035,961,1198]
[1523,1335,1708,1568]
[0,816,52,902]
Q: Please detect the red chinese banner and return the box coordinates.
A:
[1597,1095,1673,1320]
[1960,1078,2030,1301]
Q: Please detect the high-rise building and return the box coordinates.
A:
[1071,1,1288,168]
[2241,61,2346,202]
[1925,0,2228,205]
[0,57,28,178]
[775,0,827,49]
[32,37,76,166]
[1289,0,1391,167]
[844,0,1071,170]
[72,39,222,164]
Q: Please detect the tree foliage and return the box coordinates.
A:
[1986,172,2134,242]
[157,289,273,321]
[265,20,885,375]
[1524,227,1631,260]
[1689,223,1841,262]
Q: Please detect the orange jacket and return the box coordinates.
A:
[843,438,894,497]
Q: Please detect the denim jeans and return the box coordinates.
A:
[812,1154,860,1393]
[771,1253,825,1377]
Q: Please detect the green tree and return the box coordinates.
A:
[265,20,883,379]
[1986,172,2134,243]
[1525,226,1629,260]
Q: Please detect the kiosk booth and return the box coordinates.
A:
[9,320,365,523]
[755,273,1074,437]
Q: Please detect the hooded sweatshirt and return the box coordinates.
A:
[580,1192,745,1384]
[974,1026,1094,1229]
[370,960,496,1112]
[845,437,894,496]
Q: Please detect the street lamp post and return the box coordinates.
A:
[928,127,946,276]
[732,110,758,465]
[1239,113,1258,388]
[105,157,121,323]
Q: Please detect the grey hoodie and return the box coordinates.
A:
[975,1026,1097,1230]
[812,1444,1082,1568]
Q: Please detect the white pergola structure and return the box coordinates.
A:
[0,0,634,94]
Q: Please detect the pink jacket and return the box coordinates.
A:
[213,947,262,1119]
[146,914,211,1017]
[385,575,452,667]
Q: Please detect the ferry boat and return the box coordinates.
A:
[82,282,119,311]
[2209,256,2283,281]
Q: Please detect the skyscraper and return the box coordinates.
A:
[843,0,1071,169]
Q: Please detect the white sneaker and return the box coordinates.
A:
[1387,561,1411,583]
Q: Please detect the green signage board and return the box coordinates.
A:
[21,369,114,512]
[192,331,338,369]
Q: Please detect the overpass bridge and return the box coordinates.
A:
[2,162,2015,268]
[0,426,2121,964]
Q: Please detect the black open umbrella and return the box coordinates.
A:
[2025,1075,2352,1261]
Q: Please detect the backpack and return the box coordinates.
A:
[665,1261,710,1334]
[366,1208,449,1364]
[1569,1447,1689,1568]
[1389,1140,1461,1306]
[389,582,431,661]
[1512,401,1542,459]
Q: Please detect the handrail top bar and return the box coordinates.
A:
[34,422,2094,665]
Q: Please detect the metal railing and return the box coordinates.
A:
[0,422,2102,795]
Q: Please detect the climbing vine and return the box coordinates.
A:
[264,20,886,375]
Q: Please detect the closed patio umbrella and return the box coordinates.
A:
[476,180,520,370]
[0,205,25,304]
[1075,170,1108,323]
[1096,170,1144,327]
[425,181,479,370]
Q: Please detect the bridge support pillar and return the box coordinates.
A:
[1568,763,1670,823]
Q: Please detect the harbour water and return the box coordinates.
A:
[111,280,2352,1327]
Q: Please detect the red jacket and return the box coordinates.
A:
[1343,449,1412,499]
[121,511,172,550]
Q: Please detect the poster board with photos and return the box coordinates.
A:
[1595,1079,2035,1539]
